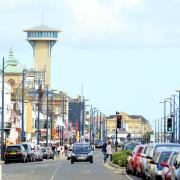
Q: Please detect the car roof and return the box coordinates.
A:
[7,144,23,147]
[149,143,180,146]
[73,143,90,145]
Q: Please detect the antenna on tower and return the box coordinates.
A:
[41,12,44,25]
[81,81,84,102]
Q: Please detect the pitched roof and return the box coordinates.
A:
[24,25,60,32]
[129,115,148,122]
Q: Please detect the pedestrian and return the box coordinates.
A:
[64,142,70,156]
[102,140,108,163]
[57,146,60,155]
[106,141,112,162]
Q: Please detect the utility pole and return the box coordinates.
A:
[99,112,102,141]
[21,69,25,142]
[1,57,5,160]
[90,105,92,145]
[51,95,53,141]
[46,86,48,147]
[82,99,84,137]
[37,79,40,145]
[62,93,64,145]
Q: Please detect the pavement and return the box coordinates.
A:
[2,149,142,180]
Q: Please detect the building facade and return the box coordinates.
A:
[106,112,151,141]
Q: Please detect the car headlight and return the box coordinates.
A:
[88,151,93,156]
[71,153,76,156]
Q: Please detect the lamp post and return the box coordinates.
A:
[62,92,64,145]
[102,114,106,141]
[92,107,97,144]
[99,112,102,141]
[46,86,49,147]
[176,90,180,144]
[160,100,167,143]
[1,58,5,160]
[90,105,93,145]
[37,79,41,145]
[21,69,25,142]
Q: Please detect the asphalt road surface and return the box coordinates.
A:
[2,149,142,180]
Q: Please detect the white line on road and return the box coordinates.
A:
[125,174,133,180]
[50,165,61,180]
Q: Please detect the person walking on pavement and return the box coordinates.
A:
[106,141,112,162]
[102,140,108,163]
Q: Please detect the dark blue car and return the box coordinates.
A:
[71,143,93,164]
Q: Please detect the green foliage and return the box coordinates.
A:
[112,150,131,167]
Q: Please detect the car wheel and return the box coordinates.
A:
[30,156,33,162]
[126,164,131,174]
[22,156,26,163]
[132,168,136,175]
[5,161,9,164]
[90,159,93,163]
[71,160,74,164]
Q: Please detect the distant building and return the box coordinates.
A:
[106,112,151,141]
[68,98,84,130]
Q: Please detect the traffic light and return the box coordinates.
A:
[117,114,122,129]
[167,117,173,132]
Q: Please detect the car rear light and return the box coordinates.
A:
[17,150,22,155]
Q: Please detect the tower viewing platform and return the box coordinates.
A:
[24,25,61,87]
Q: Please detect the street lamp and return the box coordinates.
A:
[160,100,167,143]
[50,90,57,141]
[1,57,16,160]
[176,90,180,144]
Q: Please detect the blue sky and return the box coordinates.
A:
[0,0,180,123]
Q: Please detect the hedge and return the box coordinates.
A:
[112,150,131,167]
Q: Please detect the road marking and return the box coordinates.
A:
[125,173,133,180]
[50,165,60,180]
[85,170,91,173]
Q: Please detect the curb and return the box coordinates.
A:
[0,161,4,165]
[108,163,133,180]
[108,162,126,174]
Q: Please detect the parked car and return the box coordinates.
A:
[71,143,93,164]
[95,140,103,148]
[136,145,149,177]
[144,143,180,179]
[21,143,36,162]
[45,147,54,160]
[40,147,50,159]
[160,151,178,180]
[4,144,28,163]
[149,150,172,180]
[126,144,145,175]
[34,148,43,161]
[170,152,180,180]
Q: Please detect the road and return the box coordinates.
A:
[2,149,142,180]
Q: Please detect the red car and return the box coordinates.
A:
[126,144,145,175]
[136,145,148,177]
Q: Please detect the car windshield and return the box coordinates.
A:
[159,152,171,163]
[73,144,91,151]
[22,144,28,150]
[41,149,46,152]
[6,146,21,152]
[154,146,180,157]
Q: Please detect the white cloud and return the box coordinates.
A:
[63,0,142,41]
